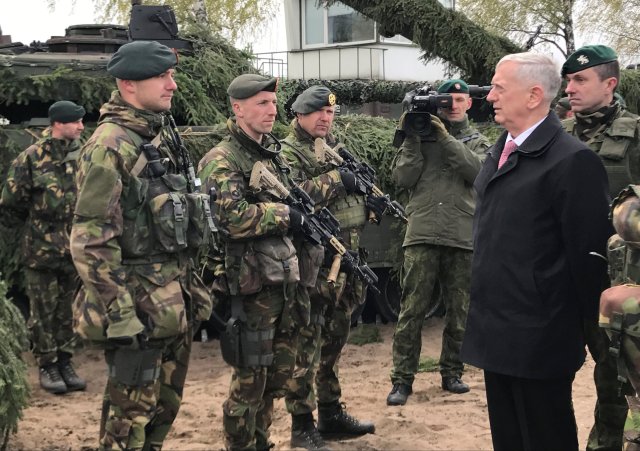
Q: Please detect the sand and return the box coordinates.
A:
[8,317,599,450]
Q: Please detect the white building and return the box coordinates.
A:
[255,0,454,82]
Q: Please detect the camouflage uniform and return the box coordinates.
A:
[281,119,365,416]
[600,186,640,451]
[563,101,640,451]
[0,131,80,367]
[70,91,212,450]
[390,115,489,387]
[198,118,318,451]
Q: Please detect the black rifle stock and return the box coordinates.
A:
[249,161,379,293]
[314,138,408,224]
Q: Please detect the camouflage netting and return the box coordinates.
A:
[0,279,29,451]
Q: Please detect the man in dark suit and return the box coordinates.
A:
[461,52,613,451]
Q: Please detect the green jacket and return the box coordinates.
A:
[562,102,640,198]
[0,132,79,269]
[392,115,489,250]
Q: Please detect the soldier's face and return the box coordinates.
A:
[565,67,617,113]
[439,93,472,122]
[52,119,84,141]
[233,91,278,142]
[297,106,335,138]
[130,69,178,112]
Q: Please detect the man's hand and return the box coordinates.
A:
[288,208,305,232]
[366,195,387,222]
[429,114,449,139]
[338,168,358,194]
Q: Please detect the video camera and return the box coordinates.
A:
[401,84,492,137]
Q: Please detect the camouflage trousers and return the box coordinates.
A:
[624,395,640,451]
[100,332,192,451]
[391,244,471,386]
[585,319,629,451]
[223,284,300,451]
[24,264,78,367]
[285,267,363,415]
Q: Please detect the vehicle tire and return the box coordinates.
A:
[371,268,402,323]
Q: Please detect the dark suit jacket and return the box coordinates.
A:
[461,112,614,379]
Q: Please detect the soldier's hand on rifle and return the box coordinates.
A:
[288,207,305,232]
[366,194,387,223]
[429,114,449,140]
[338,168,358,194]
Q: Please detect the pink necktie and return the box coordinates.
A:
[498,140,517,169]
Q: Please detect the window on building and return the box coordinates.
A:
[303,0,375,47]
[302,0,454,48]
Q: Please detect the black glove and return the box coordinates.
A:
[339,169,358,194]
[366,195,387,222]
[289,208,305,232]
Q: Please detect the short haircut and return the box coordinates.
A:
[497,52,562,104]
[593,60,620,86]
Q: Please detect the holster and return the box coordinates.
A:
[220,317,243,366]
[108,347,162,387]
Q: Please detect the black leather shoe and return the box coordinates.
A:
[291,414,332,450]
[318,402,375,437]
[442,376,470,394]
[386,383,412,406]
[39,364,67,394]
[58,359,87,392]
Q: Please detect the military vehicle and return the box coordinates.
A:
[0,1,407,326]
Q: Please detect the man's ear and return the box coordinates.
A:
[528,85,545,109]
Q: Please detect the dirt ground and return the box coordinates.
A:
[8,317,599,450]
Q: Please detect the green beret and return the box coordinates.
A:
[437,79,469,94]
[291,85,336,114]
[562,45,618,76]
[107,41,177,80]
[227,74,278,99]
[556,97,571,110]
[48,100,85,123]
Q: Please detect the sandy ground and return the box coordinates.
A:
[8,317,599,450]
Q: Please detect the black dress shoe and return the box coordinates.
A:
[386,383,412,406]
[442,376,470,394]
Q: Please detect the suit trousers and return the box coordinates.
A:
[484,370,578,451]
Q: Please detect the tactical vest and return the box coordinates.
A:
[214,136,300,296]
[281,136,367,231]
[565,113,640,196]
[119,128,214,264]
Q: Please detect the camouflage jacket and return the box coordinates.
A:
[281,120,368,234]
[392,115,489,250]
[563,101,640,197]
[0,133,80,269]
[198,119,302,297]
[70,91,211,344]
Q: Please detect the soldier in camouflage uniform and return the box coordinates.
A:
[0,100,86,395]
[70,41,213,450]
[198,74,328,451]
[387,79,490,405]
[280,86,377,450]
[562,44,640,451]
[600,187,640,451]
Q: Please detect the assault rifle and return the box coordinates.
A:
[314,138,408,224]
[249,161,379,292]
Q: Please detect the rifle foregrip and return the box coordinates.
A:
[327,254,341,284]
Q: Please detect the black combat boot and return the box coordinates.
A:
[39,363,67,394]
[290,413,332,451]
[386,383,412,406]
[317,401,375,437]
[442,376,470,394]
[57,354,87,392]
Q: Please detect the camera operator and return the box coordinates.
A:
[387,79,490,405]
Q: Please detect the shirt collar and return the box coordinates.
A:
[506,114,548,147]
